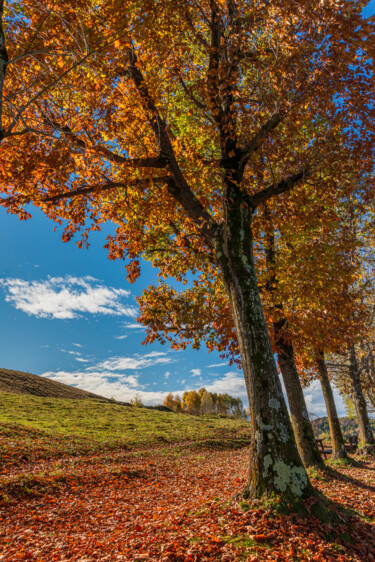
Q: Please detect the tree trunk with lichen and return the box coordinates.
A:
[315,349,347,460]
[349,345,375,448]
[216,201,313,501]
[274,319,324,468]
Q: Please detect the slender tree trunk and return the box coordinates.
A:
[262,215,323,468]
[315,350,348,460]
[349,345,375,447]
[216,205,313,500]
[275,319,324,467]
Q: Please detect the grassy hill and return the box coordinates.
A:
[0,392,251,463]
[0,367,109,401]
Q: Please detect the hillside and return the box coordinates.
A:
[311,415,375,439]
[0,368,109,401]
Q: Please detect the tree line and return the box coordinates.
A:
[164,388,245,418]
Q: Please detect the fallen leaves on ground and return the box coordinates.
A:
[1,434,375,560]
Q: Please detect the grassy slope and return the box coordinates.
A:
[0,368,109,401]
[0,393,250,462]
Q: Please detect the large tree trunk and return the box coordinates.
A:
[349,345,375,447]
[216,205,313,501]
[315,350,347,460]
[274,319,324,468]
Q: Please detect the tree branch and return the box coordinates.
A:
[127,49,217,246]
[239,113,283,173]
[251,167,310,209]
[44,119,169,168]
[40,177,167,203]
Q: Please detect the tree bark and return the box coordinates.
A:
[262,214,323,468]
[275,319,324,467]
[315,350,348,460]
[0,0,9,140]
[349,345,375,447]
[216,204,313,500]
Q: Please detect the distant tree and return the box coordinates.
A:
[163,392,182,412]
[201,389,215,415]
[182,390,201,415]
[130,393,144,408]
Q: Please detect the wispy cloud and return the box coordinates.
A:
[121,322,145,331]
[208,363,229,368]
[0,276,137,320]
[91,351,174,372]
[191,368,201,377]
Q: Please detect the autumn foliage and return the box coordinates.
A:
[1,0,375,505]
[164,388,245,417]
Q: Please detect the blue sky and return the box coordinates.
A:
[0,204,346,417]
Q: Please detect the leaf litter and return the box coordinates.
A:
[1,436,375,561]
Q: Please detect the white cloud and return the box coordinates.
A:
[208,363,229,368]
[91,351,174,372]
[191,368,201,377]
[121,322,145,330]
[40,369,185,406]
[165,371,170,379]
[0,275,137,320]
[204,371,247,400]
[115,335,128,340]
[76,357,89,363]
[303,380,346,418]
[42,370,142,401]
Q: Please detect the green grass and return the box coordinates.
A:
[0,393,250,460]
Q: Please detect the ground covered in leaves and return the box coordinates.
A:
[1,397,375,560]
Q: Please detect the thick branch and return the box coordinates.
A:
[40,177,167,203]
[45,120,168,168]
[239,113,283,173]
[128,49,217,246]
[251,168,310,209]
[179,75,208,112]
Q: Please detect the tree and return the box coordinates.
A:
[1,0,374,506]
[182,390,202,415]
[315,349,348,460]
[163,392,182,412]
